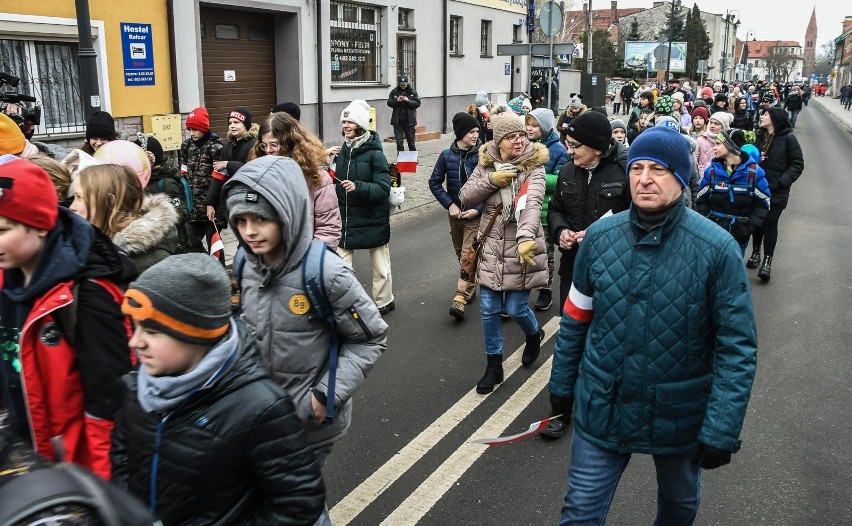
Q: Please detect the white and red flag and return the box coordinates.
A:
[471,416,564,446]
[513,179,530,223]
[210,225,225,260]
[396,151,418,174]
[478,105,490,120]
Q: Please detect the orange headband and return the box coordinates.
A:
[122,288,229,340]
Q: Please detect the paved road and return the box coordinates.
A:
[319,99,852,525]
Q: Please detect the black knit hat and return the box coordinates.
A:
[122,254,233,345]
[271,102,301,121]
[229,107,253,128]
[565,111,612,152]
[86,111,116,141]
[452,112,480,140]
[714,93,728,105]
[138,134,164,166]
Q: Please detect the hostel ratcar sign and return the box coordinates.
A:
[121,22,155,86]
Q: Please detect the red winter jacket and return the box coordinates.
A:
[5,276,131,479]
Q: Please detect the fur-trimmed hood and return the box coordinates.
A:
[112,193,180,255]
[477,141,550,172]
[228,122,261,142]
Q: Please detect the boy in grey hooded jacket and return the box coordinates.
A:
[223,156,388,467]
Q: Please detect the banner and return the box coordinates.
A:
[624,41,688,73]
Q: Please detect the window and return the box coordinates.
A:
[215,24,239,40]
[480,20,492,57]
[0,38,85,135]
[449,16,462,56]
[330,2,382,84]
[398,8,413,30]
[513,23,523,43]
[248,26,272,41]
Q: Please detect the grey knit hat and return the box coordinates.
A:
[226,183,280,223]
[610,119,627,132]
[529,108,556,136]
[122,254,232,345]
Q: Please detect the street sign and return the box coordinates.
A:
[497,43,575,56]
[539,1,563,37]
[527,1,535,33]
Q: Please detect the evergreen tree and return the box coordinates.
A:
[660,0,686,42]
[575,29,619,76]
[684,3,711,79]
[628,19,641,41]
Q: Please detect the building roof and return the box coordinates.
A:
[745,40,802,59]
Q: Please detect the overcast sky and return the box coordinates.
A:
[591,0,849,51]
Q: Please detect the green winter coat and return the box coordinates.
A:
[550,199,758,455]
[334,132,391,250]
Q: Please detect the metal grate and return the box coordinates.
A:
[330,1,382,84]
[0,39,85,135]
[397,36,415,85]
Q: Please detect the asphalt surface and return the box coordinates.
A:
[320,98,852,525]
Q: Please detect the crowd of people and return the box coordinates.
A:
[0,70,811,524]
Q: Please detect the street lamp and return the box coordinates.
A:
[721,9,739,82]
[742,30,756,81]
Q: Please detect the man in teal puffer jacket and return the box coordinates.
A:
[549,126,758,526]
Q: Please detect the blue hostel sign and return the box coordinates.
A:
[121,22,155,86]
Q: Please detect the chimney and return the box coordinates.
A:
[611,1,617,24]
[652,1,664,7]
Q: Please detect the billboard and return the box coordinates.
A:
[624,41,687,73]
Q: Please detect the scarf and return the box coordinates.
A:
[345,130,370,150]
[486,141,537,223]
[137,320,239,414]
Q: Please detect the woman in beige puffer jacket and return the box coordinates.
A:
[460,105,549,394]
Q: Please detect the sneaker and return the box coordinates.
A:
[449,298,465,320]
[378,301,396,316]
[534,289,553,311]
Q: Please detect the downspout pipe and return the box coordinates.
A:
[442,0,448,134]
[316,0,325,140]
[166,0,180,113]
[74,0,101,120]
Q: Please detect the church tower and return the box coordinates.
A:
[803,7,817,78]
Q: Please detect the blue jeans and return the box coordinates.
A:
[558,431,702,526]
[479,286,539,355]
[787,109,799,128]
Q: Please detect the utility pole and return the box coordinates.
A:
[665,0,675,83]
[586,0,593,74]
[75,0,101,120]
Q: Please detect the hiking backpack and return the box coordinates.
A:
[233,239,342,425]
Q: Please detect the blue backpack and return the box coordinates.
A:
[157,176,193,213]
[233,239,341,425]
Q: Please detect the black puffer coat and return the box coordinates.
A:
[755,122,804,201]
[547,141,631,279]
[110,320,325,526]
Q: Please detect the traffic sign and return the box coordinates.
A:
[539,1,563,37]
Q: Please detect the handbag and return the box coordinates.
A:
[460,204,502,281]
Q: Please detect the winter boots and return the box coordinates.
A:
[522,328,545,367]
[449,294,466,320]
[758,255,773,281]
[746,248,761,269]
[476,354,504,394]
[533,289,553,311]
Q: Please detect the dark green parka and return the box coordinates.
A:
[334,131,391,249]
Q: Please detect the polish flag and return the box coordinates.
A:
[563,283,593,323]
[396,151,418,174]
[209,229,225,260]
[478,105,490,120]
[513,179,530,223]
[471,416,562,446]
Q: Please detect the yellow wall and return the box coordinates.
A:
[0,0,173,118]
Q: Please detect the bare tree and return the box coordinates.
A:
[764,42,795,82]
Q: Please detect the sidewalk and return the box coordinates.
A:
[220,134,454,265]
[810,95,852,132]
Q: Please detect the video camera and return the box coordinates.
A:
[0,71,42,139]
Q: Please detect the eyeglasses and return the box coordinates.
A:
[565,140,584,150]
[502,133,526,143]
[259,142,281,152]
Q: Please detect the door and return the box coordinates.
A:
[200,7,276,131]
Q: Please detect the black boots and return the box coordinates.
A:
[476,354,504,394]
[746,248,761,269]
[522,328,545,367]
[758,255,773,281]
[534,289,553,311]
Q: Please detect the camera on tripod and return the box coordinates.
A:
[0,71,42,134]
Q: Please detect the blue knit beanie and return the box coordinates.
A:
[627,127,691,188]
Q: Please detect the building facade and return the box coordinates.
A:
[1,0,534,146]
[741,40,804,83]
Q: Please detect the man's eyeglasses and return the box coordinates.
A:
[565,140,583,150]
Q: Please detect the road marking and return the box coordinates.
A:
[329,316,561,525]
[381,355,554,525]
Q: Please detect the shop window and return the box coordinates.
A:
[330,1,383,84]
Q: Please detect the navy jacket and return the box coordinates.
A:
[429,141,482,212]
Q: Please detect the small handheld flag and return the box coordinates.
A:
[471,415,563,446]
[396,151,418,174]
[478,105,490,120]
[210,224,225,260]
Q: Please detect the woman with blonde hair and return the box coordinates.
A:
[27,154,72,203]
[69,164,179,273]
[254,111,341,248]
